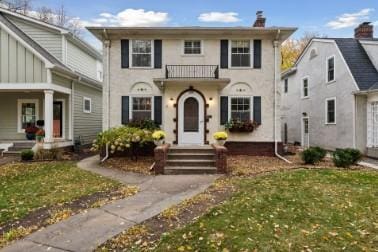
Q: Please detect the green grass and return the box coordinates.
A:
[0,162,120,224]
[154,169,378,251]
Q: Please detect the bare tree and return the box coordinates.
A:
[36,6,54,23]
[1,0,32,14]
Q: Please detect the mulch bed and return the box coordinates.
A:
[102,156,154,175]
[97,179,235,251]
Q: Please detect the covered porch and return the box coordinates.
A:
[0,85,73,151]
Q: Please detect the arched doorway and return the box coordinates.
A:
[178,91,205,145]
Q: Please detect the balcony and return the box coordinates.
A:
[165,65,219,79]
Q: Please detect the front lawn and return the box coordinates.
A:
[153,169,378,251]
[0,162,121,225]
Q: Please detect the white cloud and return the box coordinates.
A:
[78,8,169,28]
[326,8,374,29]
[198,12,240,23]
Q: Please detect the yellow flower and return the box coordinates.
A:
[213,131,228,140]
[152,130,166,140]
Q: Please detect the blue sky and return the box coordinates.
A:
[32,0,378,47]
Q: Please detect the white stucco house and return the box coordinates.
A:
[88,12,296,156]
[0,6,103,154]
[281,22,378,158]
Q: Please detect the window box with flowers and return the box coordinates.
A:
[224,119,259,133]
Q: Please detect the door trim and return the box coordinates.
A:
[174,87,208,145]
[54,99,65,139]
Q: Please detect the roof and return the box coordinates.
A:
[0,6,102,60]
[282,37,378,91]
[87,26,297,42]
[0,12,101,88]
[334,38,378,90]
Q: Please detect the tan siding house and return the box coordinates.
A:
[0,6,103,153]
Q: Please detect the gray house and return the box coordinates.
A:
[281,22,378,157]
[0,7,103,153]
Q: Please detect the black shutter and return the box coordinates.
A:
[253,40,262,69]
[121,96,129,124]
[220,96,228,125]
[220,40,228,69]
[121,40,129,68]
[253,96,261,125]
[154,96,162,125]
[154,40,162,68]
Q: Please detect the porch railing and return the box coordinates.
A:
[165,65,219,79]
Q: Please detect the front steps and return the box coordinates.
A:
[165,146,217,175]
[2,141,35,156]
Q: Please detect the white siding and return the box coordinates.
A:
[67,40,98,79]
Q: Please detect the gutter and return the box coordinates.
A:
[273,30,292,163]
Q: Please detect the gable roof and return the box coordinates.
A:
[0,12,101,88]
[282,38,378,91]
[334,38,378,91]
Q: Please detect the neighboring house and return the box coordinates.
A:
[281,22,378,157]
[0,7,103,152]
[88,12,296,155]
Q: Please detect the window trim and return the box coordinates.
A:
[83,97,92,113]
[326,55,336,83]
[129,39,154,69]
[228,39,253,69]
[182,39,203,56]
[228,96,253,121]
[129,95,154,121]
[17,99,39,133]
[325,97,337,125]
[301,77,309,99]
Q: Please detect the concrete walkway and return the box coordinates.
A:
[359,158,378,170]
[2,156,220,252]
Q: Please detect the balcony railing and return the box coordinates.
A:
[165,65,219,79]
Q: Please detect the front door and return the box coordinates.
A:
[53,101,63,138]
[178,92,204,145]
[301,117,309,148]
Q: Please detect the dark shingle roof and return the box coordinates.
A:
[334,38,378,90]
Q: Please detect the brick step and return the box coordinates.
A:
[169,148,214,154]
[167,153,215,160]
[166,159,215,167]
[164,166,217,175]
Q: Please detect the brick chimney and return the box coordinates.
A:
[253,11,266,28]
[354,22,374,39]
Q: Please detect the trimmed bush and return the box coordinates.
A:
[21,150,34,161]
[343,148,362,164]
[332,148,362,168]
[301,146,327,164]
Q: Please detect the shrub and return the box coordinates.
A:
[91,126,153,154]
[343,148,362,164]
[126,119,160,131]
[332,149,354,168]
[34,148,63,161]
[301,146,326,164]
[21,150,34,161]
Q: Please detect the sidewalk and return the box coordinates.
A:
[2,156,221,252]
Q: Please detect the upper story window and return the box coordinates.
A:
[302,78,309,98]
[327,56,335,82]
[132,97,152,121]
[131,40,152,67]
[284,78,288,93]
[326,98,336,124]
[231,40,251,67]
[230,97,251,121]
[184,40,201,54]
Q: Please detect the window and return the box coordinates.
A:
[132,97,152,121]
[231,40,251,67]
[184,40,201,54]
[83,97,92,113]
[326,98,336,124]
[327,56,335,82]
[230,97,251,121]
[17,99,39,132]
[131,40,152,67]
[284,78,288,93]
[302,78,309,98]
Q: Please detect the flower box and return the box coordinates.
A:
[225,120,259,133]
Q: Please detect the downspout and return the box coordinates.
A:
[273,30,292,163]
[103,29,111,130]
[101,142,109,163]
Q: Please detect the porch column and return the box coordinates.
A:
[44,90,54,144]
